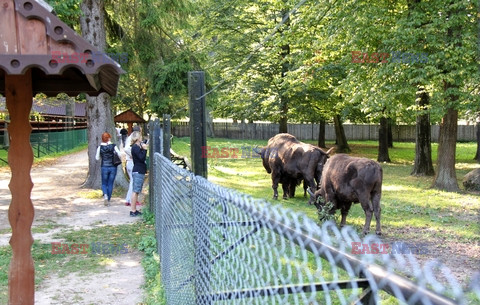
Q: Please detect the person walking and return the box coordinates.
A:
[123,125,141,206]
[129,131,148,217]
[120,126,128,148]
[95,132,122,206]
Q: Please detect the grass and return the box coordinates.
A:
[139,208,166,305]
[168,137,479,304]
[0,221,152,304]
[171,137,479,243]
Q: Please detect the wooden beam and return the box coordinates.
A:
[6,69,34,305]
[0,0,18,54]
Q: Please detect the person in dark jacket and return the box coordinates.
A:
[129,131,148,217]
[95,132,122,206]
[120,126,128,147]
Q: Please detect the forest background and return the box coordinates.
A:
[40,0,480,192]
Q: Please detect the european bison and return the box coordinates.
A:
[308,154,383,235]
[258,133,332,200]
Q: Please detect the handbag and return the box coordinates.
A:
[112,145,122,166]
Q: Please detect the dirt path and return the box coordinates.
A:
[0,150,145,305]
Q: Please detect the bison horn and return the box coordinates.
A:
[325,147,335,155]
[252,146,263,155]
[306,187,315,197]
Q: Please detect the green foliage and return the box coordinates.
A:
[316,199,336,223]
[139,227,166,304]
[141,206,155,225]
[192,0,479,130]
[148,51,193,118]
[105,0,198,119]
[46,0,82,29]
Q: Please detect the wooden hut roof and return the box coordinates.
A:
[0,0,125,97]
[114,109,146,123]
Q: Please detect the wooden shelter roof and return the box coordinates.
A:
[0,0,125,97]
[114,109,146,123]
[0,1,125,303]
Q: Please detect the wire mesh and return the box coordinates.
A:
[153,152,479,305]
[30,129,87,158]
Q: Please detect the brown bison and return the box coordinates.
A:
[308,154,383,236]
[258,133,332,200]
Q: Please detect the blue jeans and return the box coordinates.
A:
[101,166,117,201]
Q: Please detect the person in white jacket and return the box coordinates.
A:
[123,125,142,206]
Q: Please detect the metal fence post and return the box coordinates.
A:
[149,119,160,214]
[188,71,207,178]
[163,114,171,160]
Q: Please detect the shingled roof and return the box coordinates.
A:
[0,0,125,97]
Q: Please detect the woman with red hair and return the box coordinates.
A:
[95,132,122,206]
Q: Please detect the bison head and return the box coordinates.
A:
[254,146,272,174]
[307,187,321,207]
[314,147,335,186]
[307,187,336,222]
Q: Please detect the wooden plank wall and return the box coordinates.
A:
[171,122,478,142]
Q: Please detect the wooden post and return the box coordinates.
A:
[188,71,207,178]
[163,114,171,160]
[6,70,35,305]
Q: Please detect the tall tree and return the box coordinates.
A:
[475,2,480,163]
[105,0,195,119]
[378,116,391,162]
[335,0,478,190]
[80,0,126,189]
[432,2,468,191]
[433,107,459,190]
[197,0,309,128]
[411,87,434,176]
[475,120,480,162]
[318,119,326,148]
[333,114,350,153]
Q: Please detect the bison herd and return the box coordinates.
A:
[256,133,383,236]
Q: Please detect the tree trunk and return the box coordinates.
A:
[317,119,326,148]
[388,118,394,148]
[411,88,434,176]
[279,114,288,133]
[377,117,391,162]
[432,107,459,191]
[278,13,290,135]
[80,0,128,190]
[474,121,480,162]
[333,114,350,153]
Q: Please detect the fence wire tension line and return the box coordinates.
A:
[147,119,479,305]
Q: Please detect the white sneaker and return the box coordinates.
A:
[104,194,108,206]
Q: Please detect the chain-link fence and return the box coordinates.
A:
[29,129,87,158]
[0,129,87,165]
[151,151,479,305]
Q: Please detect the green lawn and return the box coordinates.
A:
[171,137,479,244]
[167,137,479,303]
